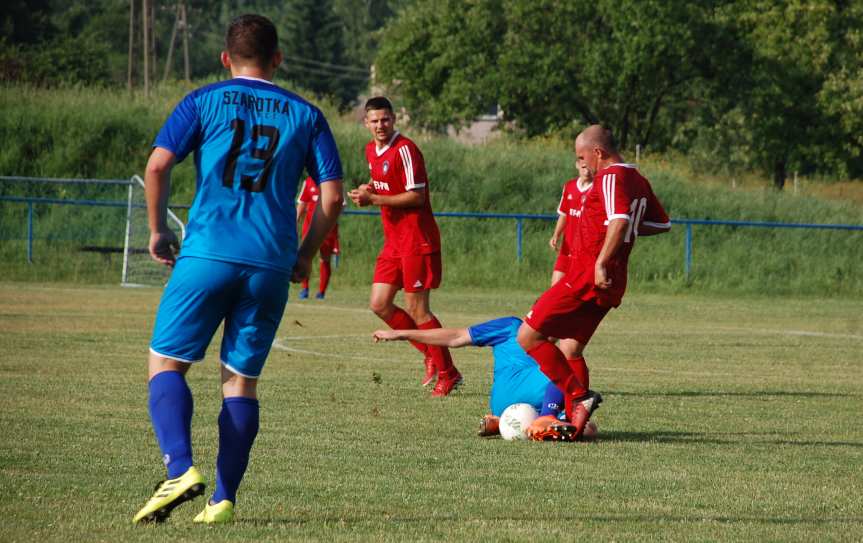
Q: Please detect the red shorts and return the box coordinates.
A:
[373,252,442,292]
[553,252,572,274]
[525,279,610,344]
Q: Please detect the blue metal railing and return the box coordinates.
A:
[3,177,862,277]
[343,209,863,277]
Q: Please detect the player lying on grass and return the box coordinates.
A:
[373,316,597,441]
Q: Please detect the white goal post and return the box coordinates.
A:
[121,175,186,287]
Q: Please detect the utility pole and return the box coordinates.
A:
[181,2,190,82]
[149,0,158,84]
[162,3,180,82]
[142,0,149,96]
[127,0,135,91]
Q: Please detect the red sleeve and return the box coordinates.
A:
[642,185,671,229]
[396,142,428,190]
[298,177,314,203]
[600,169,635,222]
[557,183,571,215]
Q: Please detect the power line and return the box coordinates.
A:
[280,53,369,74]
[278,62,369,82]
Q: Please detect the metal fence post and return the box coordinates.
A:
[684,223,692,279]
[27,202,34,264]
[516,219,523,261]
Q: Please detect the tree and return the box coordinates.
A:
[375,0,505,131]
[275,0,365,107]
[817,1,863,179]
[376,0,726,147]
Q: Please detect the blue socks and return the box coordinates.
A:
[539,381,565,418]
[148,371,259,503]
[148,371,194,478]
[212,397,260,504]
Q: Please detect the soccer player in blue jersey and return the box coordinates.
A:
[132,14,343,525]
[372,317,597,441]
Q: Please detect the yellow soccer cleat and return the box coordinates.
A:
[193,500,235,524]
[132,466,206,524]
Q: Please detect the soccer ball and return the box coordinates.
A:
[499,403,539,441]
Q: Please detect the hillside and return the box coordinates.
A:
[1,84,861,295]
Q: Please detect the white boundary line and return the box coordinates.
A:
[278,333,370,341]
[271,338,397,363]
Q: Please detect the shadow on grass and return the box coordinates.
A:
[599,430,863,448]
[233,514,863,527]
[607,390,857,398]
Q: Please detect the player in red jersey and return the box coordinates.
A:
[518,125,671,439]
[296,176,341,300]
[348,96,462,396]
[549,163,592,286]
[546,162,593,392]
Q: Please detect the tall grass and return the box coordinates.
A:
[1,84,861,296]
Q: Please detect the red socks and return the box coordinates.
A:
[384,307,428,357]
[567,356,589,391]
[418,317,455,374]
[527,342,587,399]
[319,261,331,294]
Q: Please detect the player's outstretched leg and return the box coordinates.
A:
[197,396,260,524]
[478,414,500,437]
[134,370,205,523]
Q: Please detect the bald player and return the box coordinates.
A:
[517,125,671,439]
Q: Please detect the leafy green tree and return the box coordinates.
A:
[274,0,364,107]
[376,0,726,147]
[704,1,841,187]
[375,0,505,131]
[333,0,408,69]
[817,1,863,178]
[0,0,53,44]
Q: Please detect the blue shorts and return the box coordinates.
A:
[150,256,290,378]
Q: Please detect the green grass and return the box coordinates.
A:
[2,83,863,295]
[1,283,861,542]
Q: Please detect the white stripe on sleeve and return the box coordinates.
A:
[399,146,423,190]
[643,220,672,229]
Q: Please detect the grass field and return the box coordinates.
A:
[1,282,862,542]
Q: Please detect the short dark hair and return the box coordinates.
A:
[225,14,278,66]
[364,96,394,113]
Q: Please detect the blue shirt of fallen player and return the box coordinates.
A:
[469,317,559,417]
[153,76,342,272]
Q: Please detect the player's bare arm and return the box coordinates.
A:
[549,214,566,250]
[144,146,180,267]
[594,218,629,289]
[373,327,472,348]
[293,179,344,283]
[349,185,425,208]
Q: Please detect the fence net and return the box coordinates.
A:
[0,176,184,285]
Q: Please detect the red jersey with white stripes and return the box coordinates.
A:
[556,178,592,257]
[568,163,670,307]
[365,132,441,257]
